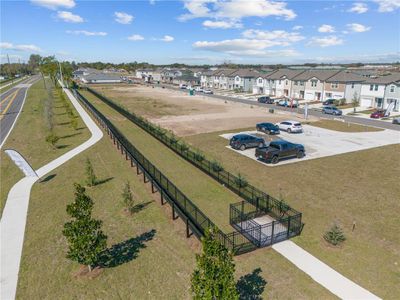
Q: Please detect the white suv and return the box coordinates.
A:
[276,121,303,133]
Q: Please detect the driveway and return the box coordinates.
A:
[220,125,400,166]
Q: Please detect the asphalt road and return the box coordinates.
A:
[0,76,40,147]
[156,84,400,131]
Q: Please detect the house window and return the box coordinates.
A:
[285,80,288,85]
[390,85,395,92]
[258,78,263,84]
[351,83,355,88]
[279,80,281,84]
[300,81,304,86]
[370,84,373,91]
[331,82,338,89]
[294,81,298,86]
[271,80,274,84]
[311,80,317,87]
[374,85,378,91]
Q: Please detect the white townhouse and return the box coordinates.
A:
[135,69,156,81]
[229,69,259,93]
[161,69,183,83]
[264,69,306,98]
[360,73,400,110]
[252,70,278,95]
[200,70,213,88]
[218,69,236,89]
[291,70,341,101]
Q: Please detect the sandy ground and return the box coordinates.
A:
[220,125,400,166]
[96,84,316,136]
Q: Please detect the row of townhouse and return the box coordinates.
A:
[135,68,204,83]
[201,69,260,92]
[202,68,400,111]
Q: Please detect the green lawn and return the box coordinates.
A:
[16,123,334,300]
[0,80,90,216]
[184,130,400,299]
[79,90,243,233]
[306,119,383,132]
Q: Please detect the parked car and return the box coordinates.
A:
[256,122,280,134]
[255,140,305,164]
[370,109,387,118]
[179,84,187,89]
[276,99,288,106]
[323,99,335,106]
[257,96,274,104]
[392,117,400,124]
[322,106,343,115]
[195,86,203,92]
[276,121,303,133]
[203,89,213,94]
[230,134,265,151]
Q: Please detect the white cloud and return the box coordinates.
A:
[242,29,304,43]
[318,24,335,33]
[348,2,368,13]
[308,36,344,47]
[179,0,296,21]
[346,23,371,32]
[0,42,42,52]
[114,11,134,24]
[128,34,144,41]
[57,11,84,23]
[160,35,174,42]
[66,30,107,36]
[292,25,303,30]
[374,0,400,12]
[30,0,75,10]
[149,0,156,4]
[202,19,242,29]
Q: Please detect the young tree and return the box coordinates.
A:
[191,227,239,300]
[324,223,346,246]
[85,158,97,187]
[122,181,135,214]
[352,92,360,113]
[63,184,107,272]
[45,132,59,148]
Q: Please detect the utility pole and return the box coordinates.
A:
[7,54,13,83]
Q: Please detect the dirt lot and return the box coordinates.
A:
[93,84,317,136]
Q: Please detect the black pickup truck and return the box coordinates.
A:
[255,140,305,164]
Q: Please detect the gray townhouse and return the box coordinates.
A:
[229,69,260,93]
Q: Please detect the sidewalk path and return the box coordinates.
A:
[0,83,103,300]
[272,241,381,299]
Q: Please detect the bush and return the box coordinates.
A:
[169,133,179,145]
[211,160,224,173]
[324,223,346,246]
[194,151,205,162]
[122,181,135,214]
[45,132,59,148]
[179,141,190,152]
[85,158,97,187]
[235,173,248,189]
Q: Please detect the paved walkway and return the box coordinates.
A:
[0,82,103,300]
[272,241,381,299]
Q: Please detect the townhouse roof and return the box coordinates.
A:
[325,71,366,83]
[83,73,122,81]
[291,69,341,81]
[264,69,305,80]
[211,69,237,76]
[230,69,260,78]
[361,73,400,84]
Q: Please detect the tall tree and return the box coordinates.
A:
[63,184,107,272]
[191,227,239,300]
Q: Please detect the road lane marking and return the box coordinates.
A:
[0,90,19,106]
[0,89,20,119]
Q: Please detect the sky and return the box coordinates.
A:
[1,0,399,65]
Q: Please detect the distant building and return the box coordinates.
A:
[81,73,122,84]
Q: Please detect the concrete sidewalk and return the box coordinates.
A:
[0,83,103,300]
[273,241,381,299]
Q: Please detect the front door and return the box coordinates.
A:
[315,92,321,100]
[300,91,304,99]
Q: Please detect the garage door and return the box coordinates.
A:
[360,98,372,107]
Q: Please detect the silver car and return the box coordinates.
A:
[322,106,342,115]
[276,120,303,133]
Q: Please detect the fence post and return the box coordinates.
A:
[270,221,275,245]
[186,218,191,238]
[287,216,291,238]
[160,192,165,205]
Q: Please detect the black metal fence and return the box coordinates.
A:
[230,201,303,247]
[84,87,302,225]
[74,89,258,255]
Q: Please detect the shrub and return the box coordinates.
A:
[85,158,97,187]
[324,223,346,246]
[170,133,179,145]
[194,151,205,162]
[179,141,190,152]
[45,132,59,148]
[122,181,135,214]
[235,173,248,189]
[211,160,224,173]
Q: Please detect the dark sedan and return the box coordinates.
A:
[230,134,265,151]
[256,122,280,134]
[257,96,274,104]
[323,99,335,106]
